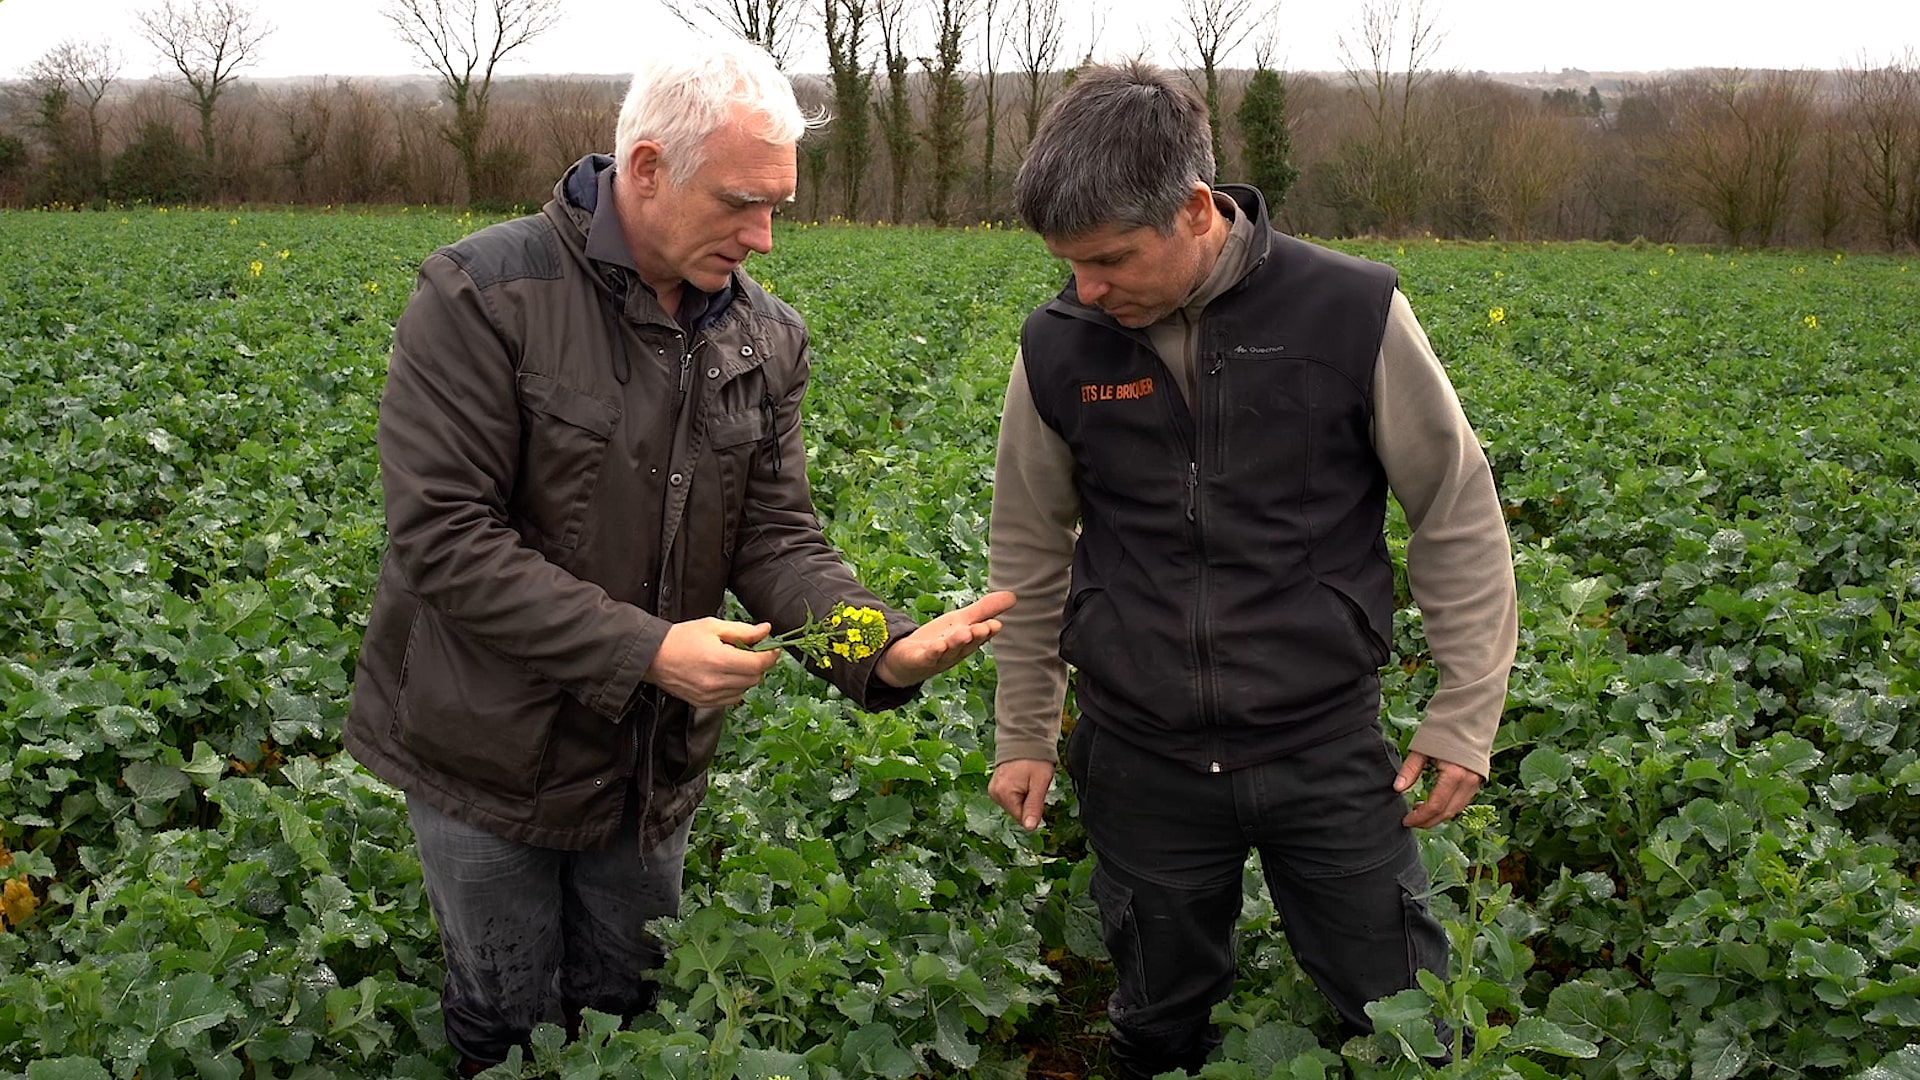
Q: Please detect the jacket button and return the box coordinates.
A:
[707,367,720,378]
[740,345,754,357]
[594,778,605,787]
[669,472,683,486]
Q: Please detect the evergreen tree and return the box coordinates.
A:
[1235,67,1299,212]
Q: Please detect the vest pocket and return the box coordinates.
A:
[1322,579,1391,668]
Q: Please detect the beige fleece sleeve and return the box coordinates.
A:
[986,348,1081,766]
[1373,290,1518,780]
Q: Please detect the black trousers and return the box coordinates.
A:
[1064,718,1449,1077]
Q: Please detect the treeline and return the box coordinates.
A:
[4,57,1919,249]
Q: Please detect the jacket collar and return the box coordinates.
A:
[558,153,737,333]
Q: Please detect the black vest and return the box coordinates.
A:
[1020,186,1399,770]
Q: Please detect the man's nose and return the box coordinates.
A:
[742,209,775,255]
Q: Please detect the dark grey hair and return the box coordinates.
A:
[1014,60,1215,239]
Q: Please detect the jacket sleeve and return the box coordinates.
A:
[377,253,668,721]
[987,349,1081,766]
[1373,290,1518,779]
[726,334,920,713]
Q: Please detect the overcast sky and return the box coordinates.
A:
[0,0,1915,82]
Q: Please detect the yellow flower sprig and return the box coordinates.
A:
[748,602,889,667]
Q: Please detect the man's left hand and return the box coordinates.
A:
[875,591,1016,687]
[1394,752,1483,829]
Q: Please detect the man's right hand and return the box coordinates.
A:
[989,759,1056,832]
[643,618,781,707]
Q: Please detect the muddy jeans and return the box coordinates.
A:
[1064,718,1449,1078]
[407,792,692,1066]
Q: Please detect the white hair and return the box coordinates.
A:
[612,34,819,184]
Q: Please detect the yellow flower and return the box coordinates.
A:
[366,281,380,293]
[277,249,290,259]
[1648,268,1659,276]
[249,261,263,277]
[1803,315,1818,329]
[748,602,890,667]
[1488,307,1506,325]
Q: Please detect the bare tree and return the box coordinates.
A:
[273,80,334,200]
[1332,0,1446,233]
[385,0,562,204]
[873,0,917,221]
[1843,50,1920,249]
[1011,0,1064,146]
[531,77,621,180]
[23,39,120,199]
[977,0,1005,219]
[1665,69,1816,246]
[668,0,809,71]
[137,0,270,187]
[1173,0,1270,172]
[1477,98,1585,239]
[823,0,876,218]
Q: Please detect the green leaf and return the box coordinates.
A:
[1853,1045,1920,1079]
[1505,1016,1600,1058]
[1689,1017,1753,1080]
[25,1060,113,1080]
[123,759,189,803]
[841,1022,918,1080]
[734,1047,809,1080]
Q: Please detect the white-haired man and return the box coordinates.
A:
[346,33,1011,1073]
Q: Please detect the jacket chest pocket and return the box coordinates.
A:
[514,372,622,552]
[702,405,771,561]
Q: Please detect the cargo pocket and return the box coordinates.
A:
[1090,862,1144,1005]
[515,372,621,551]
[1397,858,1449,985]
[396,607,560,800]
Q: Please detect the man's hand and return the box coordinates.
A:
[1394,751,1484,829]
[644,618,781,707]
[989,759,1056,831]
[874,591,1016,688]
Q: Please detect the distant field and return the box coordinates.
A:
[2,208,1918,1078]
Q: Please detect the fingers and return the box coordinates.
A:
[988,761,1054,831]
[1020,780,1048,831]
[1401,760,1484,829]
[966,590,1018,622]
[1392,751,1427,793]
[646,618,779,707]
[712,620,773,647]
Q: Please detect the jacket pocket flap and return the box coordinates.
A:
[706,408,770,448]
[518,372,621,438]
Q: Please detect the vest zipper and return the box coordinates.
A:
[1191,377,1221,740]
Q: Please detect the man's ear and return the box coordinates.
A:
[624,141,666,196]
[1180,182,1215,236]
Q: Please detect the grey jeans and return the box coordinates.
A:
[406,792,692,1065]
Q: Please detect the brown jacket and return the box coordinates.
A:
[346,155,917,851]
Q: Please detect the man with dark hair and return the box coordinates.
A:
[986,60,1517,1076]
[346,32,1012,1075]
